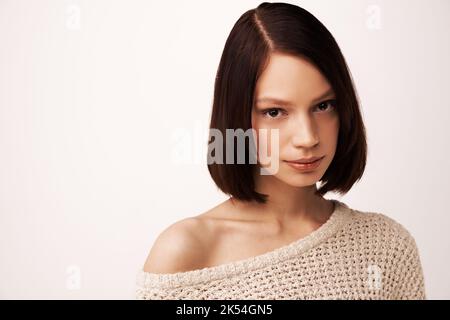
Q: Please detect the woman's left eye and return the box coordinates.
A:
[316,99,337,112]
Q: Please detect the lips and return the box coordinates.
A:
[286,156,324,164]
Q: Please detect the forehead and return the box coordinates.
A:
[254,52,332,101]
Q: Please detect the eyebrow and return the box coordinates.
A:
[255,88,335,106]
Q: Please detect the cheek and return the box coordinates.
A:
[324,117,340,146]
[317,114,339,136]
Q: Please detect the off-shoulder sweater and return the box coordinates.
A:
[135,199,426,300]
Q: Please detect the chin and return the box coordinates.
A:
[273,172,321,187]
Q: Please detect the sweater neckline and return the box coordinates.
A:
[137,199,352,288]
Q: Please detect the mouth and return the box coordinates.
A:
[283,156,324,172]
[285,156,325,164]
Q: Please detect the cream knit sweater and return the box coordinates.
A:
[135,200,426,300]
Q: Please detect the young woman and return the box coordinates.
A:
[136,2,426,300]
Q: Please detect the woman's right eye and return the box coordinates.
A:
[262,108,284,119]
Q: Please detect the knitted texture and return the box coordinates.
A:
[135,200,426,300]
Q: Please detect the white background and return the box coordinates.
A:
[0,0,449,299]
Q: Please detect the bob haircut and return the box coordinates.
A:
[207,2,367,204]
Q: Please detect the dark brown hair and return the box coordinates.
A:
[207,2,367,204]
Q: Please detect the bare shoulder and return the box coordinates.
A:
[142,216,211,274]
[142,199,250,274]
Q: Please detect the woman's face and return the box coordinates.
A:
[251,52,340,187]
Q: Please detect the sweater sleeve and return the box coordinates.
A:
[135,270,208,300]
[136,285,184,300]
[136,283,198,300]
[392,228,426,300]
[135,276,183,300]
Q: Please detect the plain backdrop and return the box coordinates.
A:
[0,0,449,299]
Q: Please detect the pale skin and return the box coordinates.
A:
[143,52,340,274]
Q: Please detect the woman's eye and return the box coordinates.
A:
[261,100,336,119]
[262,108,284,119]
[316,99,337,112]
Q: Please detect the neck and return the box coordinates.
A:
[229,173,332,224]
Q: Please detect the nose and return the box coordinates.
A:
[290,113,320,148]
